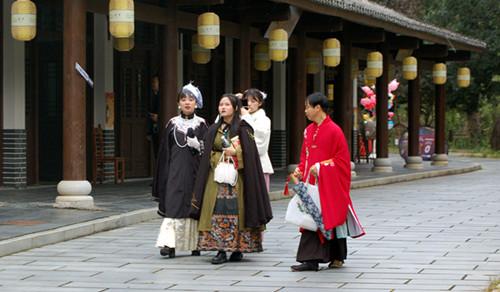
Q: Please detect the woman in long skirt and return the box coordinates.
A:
[190,94,273,264]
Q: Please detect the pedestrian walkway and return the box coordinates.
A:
[0,158,498,291]
[0,155,481,256]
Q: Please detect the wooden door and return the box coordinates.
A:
[117,49,151,178]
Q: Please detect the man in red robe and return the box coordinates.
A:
[290,92,360,272]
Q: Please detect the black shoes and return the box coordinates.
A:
[229,251,243,262]
[160,246,175,258]
[290,262,319,272]
[191,250,201,256]
[211,251,228,264]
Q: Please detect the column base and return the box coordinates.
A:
[431,154,449,166]
[351,161,357,177]
[405,156,424,170]
[372,158,393,173]
[55,180,94,209]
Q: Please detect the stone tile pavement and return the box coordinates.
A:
[0,158,498,291]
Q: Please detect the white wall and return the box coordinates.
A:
[3,0,25,130]
[272,62,286,130]
[93,14,114,128]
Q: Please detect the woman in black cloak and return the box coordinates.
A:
[152,83,208,258]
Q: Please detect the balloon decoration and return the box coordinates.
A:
[359,79,400,131]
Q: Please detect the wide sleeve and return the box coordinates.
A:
[152,125,171,200]
[254,117,271,156]
[297,128,307,175]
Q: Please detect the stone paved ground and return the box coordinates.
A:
[0,159,498,292]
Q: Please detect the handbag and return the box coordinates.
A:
[213,153,238,186]
[285,174,322,231]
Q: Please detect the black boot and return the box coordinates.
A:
[211,251,227,264]
[229,251,243,262]
[191,250,201,256]
[160,246,170,257]
[290,261,319,272]
[168,247,176,258]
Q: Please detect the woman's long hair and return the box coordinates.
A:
[216,93,241,138]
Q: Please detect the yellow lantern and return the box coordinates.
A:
[306,50,321,74]
[457,67,470,88]
[11,0,37,41]
[327,84,334,101]
[402,56,417,80]
[254,43,271,71]
[197,12,220,49]
[269,29,288,62]
[432,63,447,85]
[109,0,134,38]
[323,38,340,67]
[366,51,383,78]
[113,36,134,52]
[364,70,376,87]
[192,35,211,65]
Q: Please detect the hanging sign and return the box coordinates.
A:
[75,62,94,88]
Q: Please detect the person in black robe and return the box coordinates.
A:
[152,83,208,258]
[190,93,273,264]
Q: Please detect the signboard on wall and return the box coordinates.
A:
[105,92,115,130]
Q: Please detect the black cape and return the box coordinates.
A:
[190,120,273,228]
[152,116,208,218]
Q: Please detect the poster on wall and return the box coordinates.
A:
[105,92,115,130]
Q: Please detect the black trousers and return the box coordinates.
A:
[296,230,347,263]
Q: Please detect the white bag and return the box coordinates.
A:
[285,182,321,231]
[213,153,238,186]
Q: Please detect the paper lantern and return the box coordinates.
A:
[402,56,417,80]
[254,43,271,71]
[113,36,134,52]
[192,35,211,64]
[306,50,321,74]
[11,0,36,41]
[109,0,134,38]
[269,29,288,62]
[364,70,376,87]
[457,67,470,88]
[197,12,220,49]
[366,51,383,78]
[327,84,334,101]
[323,38,340,67]
[432,63,446,85]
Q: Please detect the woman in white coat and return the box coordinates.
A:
[241,88,274,191]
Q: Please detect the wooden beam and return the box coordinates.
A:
[445,50,471,61]
[298,19,343,33]
[350,28,385,43]
[388,35,420,50]
[176,0,224,5]
[244,4,291,23]
[413,44,449,59]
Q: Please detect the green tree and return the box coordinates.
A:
[422,0,500,148]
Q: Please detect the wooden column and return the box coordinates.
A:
[0,2,3,186]
[160,0,179,128]
[432,82,448,165]
[56,0,93,209]
[405,68,423,169]
[238,21,251,92]
[372,42,392,172]
[340,37,353,156]
[289,31,307,165]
